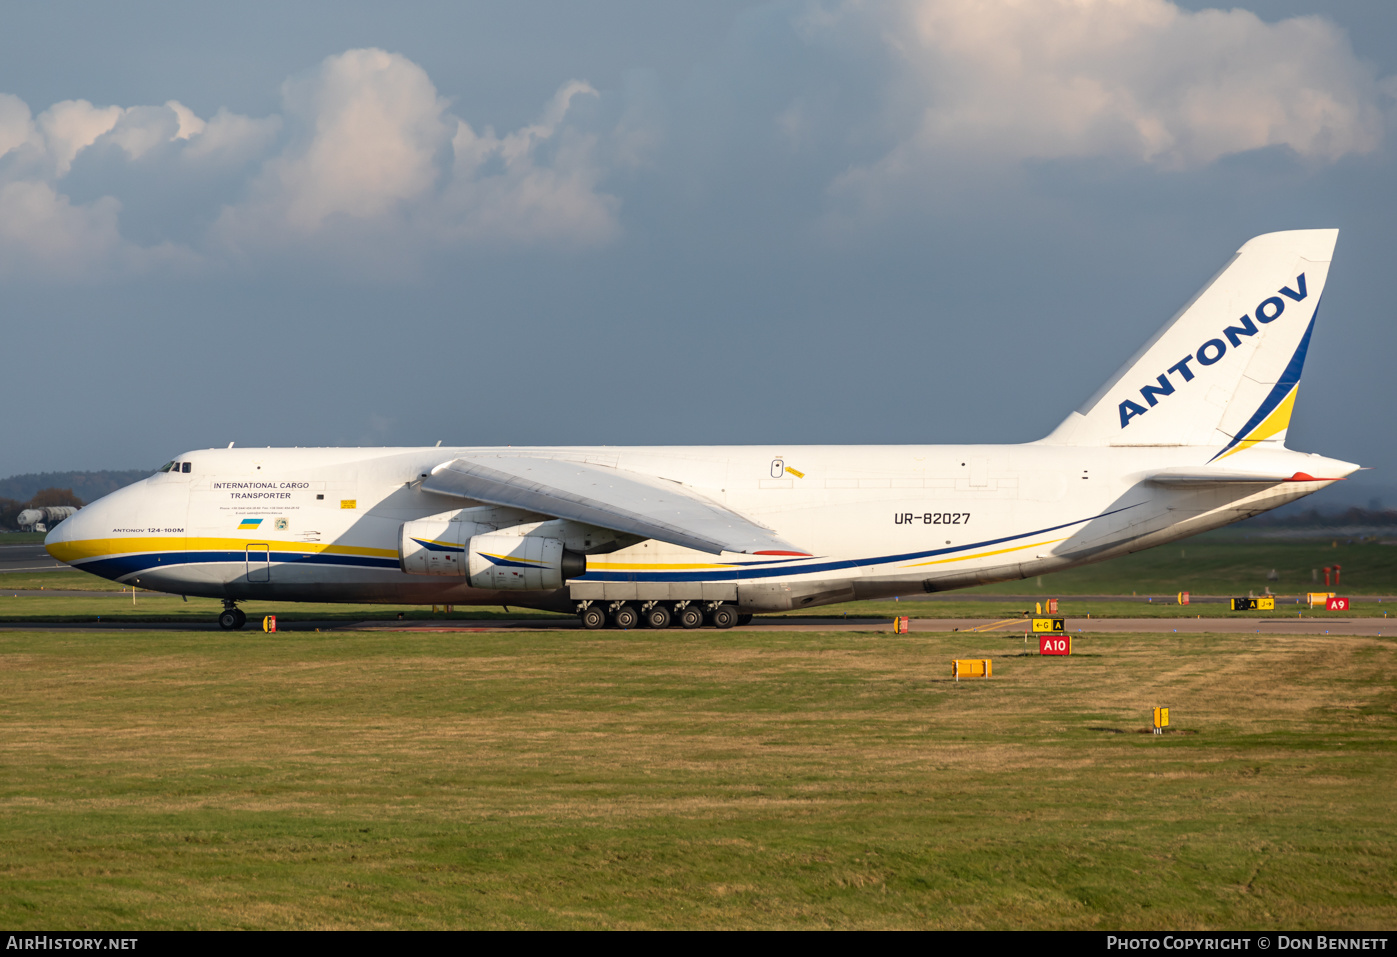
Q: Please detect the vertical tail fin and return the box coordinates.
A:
[1044,229,1337,455]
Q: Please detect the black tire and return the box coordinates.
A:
[611,604,639,630]
[677,605,704,629]
[736,614,753,627]
[645,604,673,629]
[580,606,607,630]
[218,609,242,630]
[710,604,738,629]
[233,608,246,629]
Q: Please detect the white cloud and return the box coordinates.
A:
[0,180,122,264]
[0,179,192,277]
[820,0,1390,198]
[180,108,281,164]
[216,50,618,252]
[0,48,624,277]
[437,79,618,244]
[103,104,180,160]
[0,98,206,276]
[257,48,452,233]
[0,93,34,159]
[166,100,205,141]
[36,100,124,175]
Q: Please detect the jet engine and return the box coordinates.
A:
[399,518,587,590]
[398,519,471,576]
[465,532,586,591]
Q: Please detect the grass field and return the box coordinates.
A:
[1,625,1393,929]
[0,532,50,545]
[0,593,564,624]
[0,570,125,591]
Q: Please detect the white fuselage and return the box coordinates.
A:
[44,443,1353,613]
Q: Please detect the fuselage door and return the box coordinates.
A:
[246,544,270,583]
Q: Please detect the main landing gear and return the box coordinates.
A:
[217,600,246,631]
[577,600,746,630]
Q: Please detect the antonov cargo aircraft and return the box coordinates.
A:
[47,229,1357,630]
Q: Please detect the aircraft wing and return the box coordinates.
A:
[421,454,810,556]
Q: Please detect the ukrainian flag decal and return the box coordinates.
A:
[238,518,263,530]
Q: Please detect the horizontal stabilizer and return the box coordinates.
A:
[421,454,810,556]
[1146,468,1343,486]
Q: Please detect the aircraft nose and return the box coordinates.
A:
[44,498,100,564]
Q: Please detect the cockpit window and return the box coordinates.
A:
[158,461,175,473]
[181,462,192,473]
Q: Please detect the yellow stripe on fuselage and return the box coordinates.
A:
[47,536,399,564]
[901,537,1066,568]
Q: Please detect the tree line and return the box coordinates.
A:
[0,469,149,531]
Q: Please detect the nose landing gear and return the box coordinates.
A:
[218,601,246,630]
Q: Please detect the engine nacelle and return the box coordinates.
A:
[398,519,471,576]
[466,532,586,591]
[399,519,587,589]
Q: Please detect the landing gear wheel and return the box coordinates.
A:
[736,614,753,627]
[709,604,738,629]
[580,606,607,630]
[611,604,639,630]
[644,604,673,629]
[218,608,244,630]
[677,605,705,630]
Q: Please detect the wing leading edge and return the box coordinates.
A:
[421,455,810,556]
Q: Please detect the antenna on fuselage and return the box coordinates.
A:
[227,442,234,448]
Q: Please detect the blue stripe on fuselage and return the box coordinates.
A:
[73,549,402,580]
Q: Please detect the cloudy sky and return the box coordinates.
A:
[3,1,1394,504]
